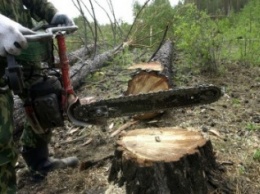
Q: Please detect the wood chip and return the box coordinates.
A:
[68,128,79,134]
[60,134,89,145]
[81,138,93,146]
[110,120,139,137]
[108,122,114,130]
[209,129,222,138]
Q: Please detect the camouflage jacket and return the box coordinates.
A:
[0,0,58,75]
[0,0,57,28]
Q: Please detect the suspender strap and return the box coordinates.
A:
[5,54,25,95]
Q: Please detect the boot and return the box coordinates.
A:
[21,144,79,175]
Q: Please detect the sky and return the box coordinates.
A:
[48,0,180,24]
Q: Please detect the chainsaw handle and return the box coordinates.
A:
[24,25,78,41]
[46,26,78,35]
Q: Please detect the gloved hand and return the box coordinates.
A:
[0,14,35,57]
[51,12,75,26]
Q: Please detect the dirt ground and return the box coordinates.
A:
[16,60,260,194]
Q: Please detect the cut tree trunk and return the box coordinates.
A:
[13,45,123,136]
[66,44,95,65]
[108,127,230,194]
[125,40,175,120]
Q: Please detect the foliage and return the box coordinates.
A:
[253,149,260,161]
[108,46,135,67]
[245,123,260,131]
[129,2,232,73]
[171,0,260,72]
[131,0,175,48]
[172,4,221,72]
[66,0,260,73]
[222,0,260,66]
[184,0,250,15]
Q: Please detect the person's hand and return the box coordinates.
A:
[51,12,75,26]
[0,14,35,57]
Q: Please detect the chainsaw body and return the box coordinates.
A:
[4,26,78,133]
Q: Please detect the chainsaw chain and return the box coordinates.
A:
[72,84,222,122]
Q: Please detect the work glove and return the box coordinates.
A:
[50,12,75,26]
[0,14,35,57]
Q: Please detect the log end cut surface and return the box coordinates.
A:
[125,70,171,120]
[117,127,207,165]
[127,61,163,71]
[125,71,170,95]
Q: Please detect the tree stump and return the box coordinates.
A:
[125,40,175,120]
[108,127,224,194]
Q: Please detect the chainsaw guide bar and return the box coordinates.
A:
[69,84,222,124]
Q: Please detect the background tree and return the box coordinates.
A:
[183,0,250,15]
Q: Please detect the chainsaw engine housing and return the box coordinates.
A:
[25,76,64,132]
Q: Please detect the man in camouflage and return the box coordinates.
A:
[0,1,78,193]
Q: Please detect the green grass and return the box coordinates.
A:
[253,149,260,161]
[245,122,260,131]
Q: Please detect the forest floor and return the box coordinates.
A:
[16,59,260,194]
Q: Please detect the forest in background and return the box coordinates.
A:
[68,0,260,75]
[184,0,250,15]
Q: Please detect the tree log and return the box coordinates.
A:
[125,40,175,120]
[66,44,95,65]
[108,127,228,194]
[13,45,123,136]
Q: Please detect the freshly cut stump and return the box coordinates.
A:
[108,127,221,194]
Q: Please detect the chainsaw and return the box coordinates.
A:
[15,26,222,130]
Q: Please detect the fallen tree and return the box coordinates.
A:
[125,40,175,120]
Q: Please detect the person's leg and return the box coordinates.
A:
[0,88,18,193]
[19,76,78,175]
[0,162,17,193]
[20,124,78,175]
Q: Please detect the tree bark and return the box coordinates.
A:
[108,127,229,194]
[70,45,121,89]
[66,44,95,65]
[13,45,122,136]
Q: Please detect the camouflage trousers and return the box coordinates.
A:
[0,90,17,194]
[0,77,52,193]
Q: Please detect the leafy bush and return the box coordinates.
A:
[173,4,221,73]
